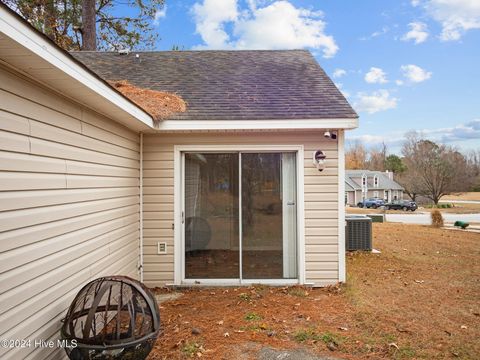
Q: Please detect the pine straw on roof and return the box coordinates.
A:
[108,80,186,123]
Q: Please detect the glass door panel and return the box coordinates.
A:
[184,153,239,279]
[241,153,297,279]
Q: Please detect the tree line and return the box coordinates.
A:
[346,132,480,204]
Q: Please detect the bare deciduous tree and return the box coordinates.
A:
[345,140,367,170]
[466,150,480,191]
[367,142,387,171]
[401,132,469,204]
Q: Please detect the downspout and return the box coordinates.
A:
[139,132,144,282]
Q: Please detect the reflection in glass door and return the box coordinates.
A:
[184,153,239,279]
[241,153,297,279]
[183,151,297,281]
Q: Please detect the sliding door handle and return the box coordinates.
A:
[287,202,295,206]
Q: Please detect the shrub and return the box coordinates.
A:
[431,210,444,228]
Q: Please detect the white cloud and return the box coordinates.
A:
[359,26,389,41]
[423,119,480,142]
[415,0,480,41]
[411,0,421,6]
[333,68,346,78]
[192,0,338,57]
[402,22,429,44]
[401,64,432,83]
[153,6,167,26]
[192,0,238,48]
[348,119,480,148]
[395,79,404,86]
[364,67,388,84]
[348,133,405,148]
[353,90,398,114]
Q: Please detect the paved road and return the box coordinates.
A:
[385,212,480,225]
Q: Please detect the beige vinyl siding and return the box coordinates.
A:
[0,65,140,360]
[142,132,339,287]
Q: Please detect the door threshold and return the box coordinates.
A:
[178,279,300,287]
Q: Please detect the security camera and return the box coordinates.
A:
[324,130,337,140]
[312,150,326,171]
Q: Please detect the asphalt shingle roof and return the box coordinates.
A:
[71,50,358,121]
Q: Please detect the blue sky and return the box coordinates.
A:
[145,0,479,153]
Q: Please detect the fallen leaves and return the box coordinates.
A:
[148,223,480,360]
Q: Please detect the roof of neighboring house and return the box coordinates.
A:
[345,170,404,191]
[345,177,358,191]
[71,50,358,121]
[345,181,356,191]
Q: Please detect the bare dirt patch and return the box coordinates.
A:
[148,224,480,359]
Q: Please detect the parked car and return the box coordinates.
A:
[357,198,385,209]
[385,200,417,211]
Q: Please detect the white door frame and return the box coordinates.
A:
[173,144,305,286]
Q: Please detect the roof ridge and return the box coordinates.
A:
[69,49,310,54]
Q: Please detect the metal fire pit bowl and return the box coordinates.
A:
[61,276,160,360]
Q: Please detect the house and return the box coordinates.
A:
[345,170,404,206]
[0,4,358,359]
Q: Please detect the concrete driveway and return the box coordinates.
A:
[385,212,480,225]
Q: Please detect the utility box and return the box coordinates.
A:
[367,214,384,223]
[345,215,372,251]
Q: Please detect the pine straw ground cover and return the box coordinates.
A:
[148,224,480,360]
[108,80,186,122]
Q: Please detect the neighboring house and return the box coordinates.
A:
[345,170,404,206]
[0,4,358,359]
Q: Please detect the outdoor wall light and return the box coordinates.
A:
[312,150,327,171]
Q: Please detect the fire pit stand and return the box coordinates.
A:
[61,276,160,360]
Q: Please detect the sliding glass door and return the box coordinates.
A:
[183,151,297,281]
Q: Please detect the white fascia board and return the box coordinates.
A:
[156,118,358,131]
[0,7,154,129]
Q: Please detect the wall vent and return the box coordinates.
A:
[157,242,167,254]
